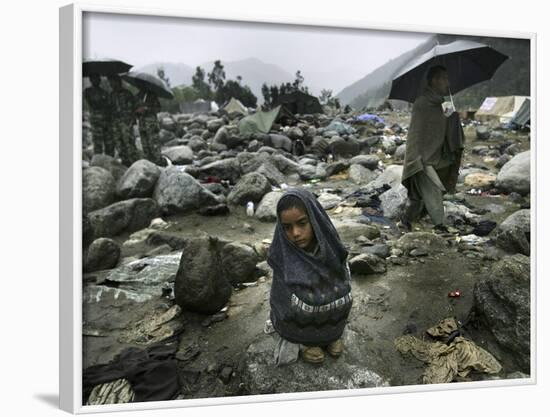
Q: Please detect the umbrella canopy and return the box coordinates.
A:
[82,58,132,77]
[388,40,509,103]
[121,71,174,99]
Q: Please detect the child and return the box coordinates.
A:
[267,187,353,364]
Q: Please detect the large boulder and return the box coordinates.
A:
[395,232,447,255]
[220,242,260,285]
[256,162,286,187]
[242,328,389,394]
[174,236,232,314]
[317,192,342,210]
[162,145,194,165]
[334,220,380,241]
[394,144,407,161]
[472,254,530,372]
[255,191,284,222]
[153,167,221,214]
[200,158,242,184]
[84,238,120,272]
[90,154,127,182]
[227,172,272,205]
[495,151,530,195]
[82,167,116,213]
[267,134,293,153]
[87,198,159,238]
[379,184,408,220]
[494,209,530,255]
[116,159,161,199]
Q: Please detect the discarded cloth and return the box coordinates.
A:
[394,318,502,384]
[83,336,180,404]
[86,378,135,405]
[273,332,300,367]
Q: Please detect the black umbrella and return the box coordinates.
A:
[82,58,132,77]
[121,71,174,99]
[388,40,509,103]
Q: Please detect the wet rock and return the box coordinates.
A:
[379,185,408,220]
[227,172,271,205]
[495,150,530,195]
[287,127,304,140]
[267,134,293,152]
[84,238,120,272]
[198,203,230,216]
[505,144,521,156]
[329,136,361,158]
[363,244,390,258]
[464,172,497,190]
[368,165,403,189]
[90,154,127,182]
[270,154,301,175]
[174,236,232,314]
[317,192,342,210]
[220,242,260,284]
[200,157,242,184]
[256,161,286,186]
[472,145,490,155]
[472,254,530,372]
[242,329,389,394]
[325,161,349,177]
[116,159,161,199]
[162,145,194,165]
[87,198,159,238]
[409,248,428,257]
[207,118,225,133]
[349,253,387,274]
[395,232,446,255]
[495,154,512,169]
[349,164,378,185]
[255,191,284,222]
[187,136,208,152]
[298,164,319,181]
[83,167,116,213]
[381,137,396,155]
[494,209,530,255]
[394,144,407,161]
[335,220,380,241]
[146,230,188,250]
[153,167,221,214]
[476,125,491,140]
[219,366,233,384]
[350,154,380,170]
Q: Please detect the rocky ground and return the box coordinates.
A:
[81,108,531,402]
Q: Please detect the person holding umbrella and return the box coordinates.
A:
[399,65,454,232]
[108,74,139,167]
[135,90,163,166]
[83,74,114,156]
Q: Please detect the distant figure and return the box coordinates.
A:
[400,65,464,232]
[108,75,139,166]
[83,74,113,156]
[292,138,305,156]
[136,90,164,166]
[267,188,353,365]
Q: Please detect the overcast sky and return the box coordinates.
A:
[83,12,432,92]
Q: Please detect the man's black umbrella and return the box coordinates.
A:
[121,71,174,99]
[82,58,133,77]
[388,40,509,103]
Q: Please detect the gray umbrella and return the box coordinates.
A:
[388,40,509,103]
[82,58,132,77]
[121,71,174,99]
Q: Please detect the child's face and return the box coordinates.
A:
[280,206,316,251]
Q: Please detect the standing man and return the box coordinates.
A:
[136,90,164,166]
[83,74,114,156]
[400,65,463,232]
[108,75,139,167]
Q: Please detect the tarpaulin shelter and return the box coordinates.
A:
[274,90,323,115]
[223,97,248,116]
[355,113,385,124]
[238,105,294,135]
[510,98,530,127]
[475,96,530,124]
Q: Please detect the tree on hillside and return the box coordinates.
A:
[191,66,212,100]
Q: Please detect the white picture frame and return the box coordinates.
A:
[59,3,537,414]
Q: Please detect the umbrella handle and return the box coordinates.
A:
[448,88,456,113]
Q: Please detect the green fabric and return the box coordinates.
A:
[224,97,247,115]
[238,105,282,136]
[402,86,447,184]
[403,168,445,225]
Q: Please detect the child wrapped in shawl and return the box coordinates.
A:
[267,187,353,364]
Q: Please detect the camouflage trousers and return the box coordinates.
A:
[112,119,139,167]
[139,116,163,166]
[90,113,115,156]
